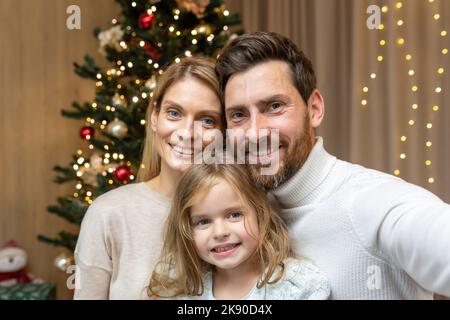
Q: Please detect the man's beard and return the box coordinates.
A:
[247,113,314,190]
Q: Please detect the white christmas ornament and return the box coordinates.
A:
[106,118,128,139]
[112,93,125,107]
[145,76,157,90]
[90,153,103,171]
[98,26,124,55]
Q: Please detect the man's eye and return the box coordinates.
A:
[230,112,245,120]
[269,102,284,111]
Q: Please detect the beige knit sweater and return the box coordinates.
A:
[74,182,171,299]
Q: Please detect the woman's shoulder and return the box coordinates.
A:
[266,258,330,300]
[84,182,170,222]
[91,182,169,210]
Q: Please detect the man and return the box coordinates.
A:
[215,31,450,299]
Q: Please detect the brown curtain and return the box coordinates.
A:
[225,0,450,202]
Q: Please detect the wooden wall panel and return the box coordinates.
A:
[0,0,119,299]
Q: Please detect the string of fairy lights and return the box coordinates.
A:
[424,0,446,185]
[360,0,447,186]
[71,2,232,204]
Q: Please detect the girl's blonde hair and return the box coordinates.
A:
[137,56,221,182]
[148,164,292,298]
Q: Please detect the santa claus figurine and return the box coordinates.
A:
[0,240,33,286]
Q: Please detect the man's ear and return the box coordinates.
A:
[150,107,158,132]
[308,89,325,129]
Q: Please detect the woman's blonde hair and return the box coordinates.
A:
[137,56,221,182]
[148,164,292,298]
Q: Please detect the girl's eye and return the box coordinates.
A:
[228,211,243,220]
[194,219,210,226]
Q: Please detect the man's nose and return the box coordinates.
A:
[248,112,268,132]
[246,113,271,145]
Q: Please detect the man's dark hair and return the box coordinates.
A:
[216,32,317,104]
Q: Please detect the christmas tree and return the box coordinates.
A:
[38,0,242,270]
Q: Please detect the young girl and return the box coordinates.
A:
[148,164,330,300]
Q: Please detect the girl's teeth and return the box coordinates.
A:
[214,244,237,252]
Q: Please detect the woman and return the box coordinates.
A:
[74,56,224,299]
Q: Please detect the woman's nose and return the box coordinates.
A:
[173,118,196,145]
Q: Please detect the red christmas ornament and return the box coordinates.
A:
[139,12,156,29]
[80,126,95,141]
[143,42,161,60]
[114,165,132,183]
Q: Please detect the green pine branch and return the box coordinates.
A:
[47,197,88,225]
[37,231,79,252]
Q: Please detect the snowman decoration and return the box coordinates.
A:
[0,240,36,286]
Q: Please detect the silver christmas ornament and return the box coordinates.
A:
[106,118,128,139]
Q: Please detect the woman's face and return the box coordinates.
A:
[151,77,223,173]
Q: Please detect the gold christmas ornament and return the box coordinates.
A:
[176,0,210,18]
[54,253,74,272]
[106,118,128,139]
[196,22,212,35]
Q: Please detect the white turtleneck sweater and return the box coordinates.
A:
[271,137,450,299]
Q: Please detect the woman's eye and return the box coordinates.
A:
[167,110,180,118]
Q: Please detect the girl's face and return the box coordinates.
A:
[151,77,222,173]
[190,179,260,272]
